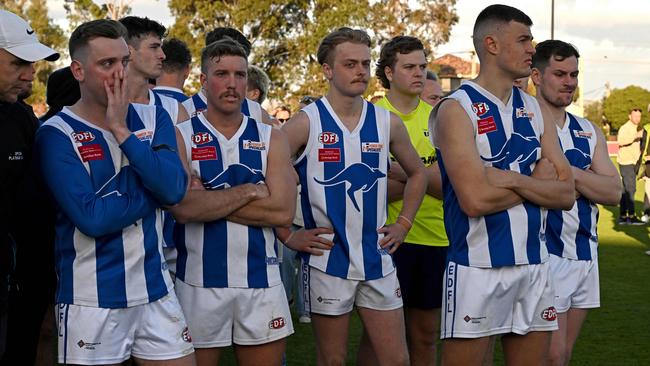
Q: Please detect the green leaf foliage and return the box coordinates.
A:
[602,85,650,131]
[167,0,458,108]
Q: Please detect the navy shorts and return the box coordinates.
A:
[393,243,447,309]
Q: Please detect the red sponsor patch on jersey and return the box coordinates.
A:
[72,131,95,143]
[78,144,104,162]
[318,132,339,145]
[268,317,286,329]
[191,146,217,161]
[318,148,341,162]
[541,306,557,321]
[477,116,497,134]
[472,102,490,117]
[192,132,213,145]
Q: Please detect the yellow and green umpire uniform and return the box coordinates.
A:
[375,96,448,309]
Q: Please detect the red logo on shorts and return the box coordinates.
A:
[395,287,402,298]
[268,317,286,329]
[181,327,192,342]
[541,307,557,321]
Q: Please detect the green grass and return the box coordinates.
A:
[220,178,650,365]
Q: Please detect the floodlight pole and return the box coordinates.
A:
[551,0,555,40]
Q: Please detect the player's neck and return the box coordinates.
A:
[386,88,419,115]
[68,95,110,130]
[128,74,151,105]
[157,73,184,91]
[473,70,514,104]
[536,95,567,128]
[206,107,243,139]
[325,89,364,131]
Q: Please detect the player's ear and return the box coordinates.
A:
[70,60,85,82]
[322,63,332,80]
[530,67,542,86]
[385,65,393,83]
[484,34,498,56]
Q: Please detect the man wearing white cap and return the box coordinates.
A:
[0,9,59,361]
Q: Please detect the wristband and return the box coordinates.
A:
[396,215,413,232]
[281,231,296,245]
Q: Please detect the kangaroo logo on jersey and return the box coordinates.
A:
[564,148,592,169]
[72,131,95,143]
[472,102,490,117]
[192,132,213,145]
[318,132,339,145]
[203,163,264,189]
[313,162,386,212]
[480,132,540,169]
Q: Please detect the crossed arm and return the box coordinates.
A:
[434,99,574,218]
[169,128,296,228]
[571,126,621,205]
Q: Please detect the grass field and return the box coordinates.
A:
[223,179,650,365]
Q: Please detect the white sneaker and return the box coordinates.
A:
[298,315,311,323]
[641,214,649,223]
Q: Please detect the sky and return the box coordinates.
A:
[46,0,650,101]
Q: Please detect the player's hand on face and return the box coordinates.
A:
[104,69,130,140]
[532,158,558,180]
[284,227,334,255]
[377,223,408,254]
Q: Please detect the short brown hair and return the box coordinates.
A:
[317,27,371,65]
[200,38,248,74]
[69,19,127,60]
[376,36,426,89]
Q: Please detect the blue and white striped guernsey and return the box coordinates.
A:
[435,81,547,268]
[295,97,393,281]
[148,89,180,123]
[174,113,280,288]
[153,86,190,103]
[182,89,263,122]
[36,105,187,308]
[546,113,598,260]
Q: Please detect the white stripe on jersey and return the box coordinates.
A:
[548,113,599,260]
[148,89,180,123]
[175,114,279,288]
[295,97,393,281]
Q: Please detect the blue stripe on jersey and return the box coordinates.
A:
[359,104,382,279]
[295,161,315,267]
[567,114,593,260]
[141,213,167,298]
[511,89,542,264]
[55,217,77,305]
[192,93,207,111]
[315,100,351,278]
[239,119,270,287]
[154,89,189,103]
[458,85,515,266]
[192,115,229,287]
[174,222,187,277]
[241,99,250,117]
[437,149,469,264]
[152,91,163,107]
[57,112,130,307]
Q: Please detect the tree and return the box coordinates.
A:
[64,0,132,31]
[167,0,458,107]
[1,0,66,108]
[602,86,650,131]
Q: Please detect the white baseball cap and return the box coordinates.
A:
[0,10,59,62]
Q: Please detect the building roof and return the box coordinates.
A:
[432,54,478,78]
